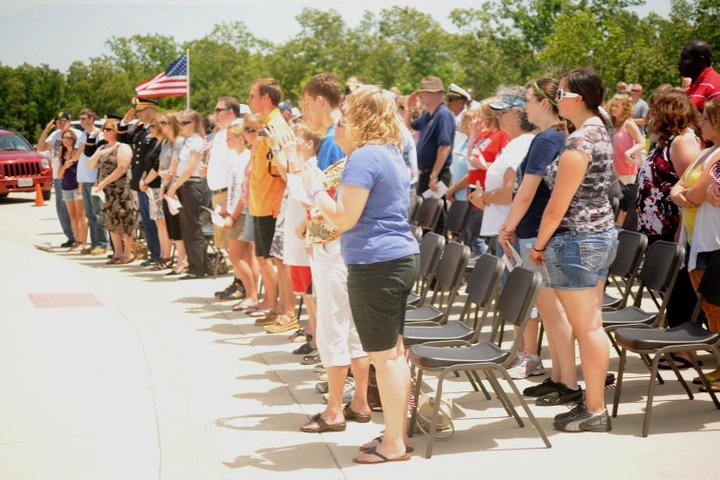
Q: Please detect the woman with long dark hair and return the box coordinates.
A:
[529,69,618,432]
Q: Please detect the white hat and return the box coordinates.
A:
[447,83,472,102]
[239,103,251,115]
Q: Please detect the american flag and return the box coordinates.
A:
[135,54,188,98]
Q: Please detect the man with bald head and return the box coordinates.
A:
[679,39,720,111]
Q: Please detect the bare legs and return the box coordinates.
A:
[155,218,171,260]
[555,281,608,412]
[354,336,410,461]
[536,287,577,388]
[65,198,87,247]
[228,239,258,305]
[255,257,277,311]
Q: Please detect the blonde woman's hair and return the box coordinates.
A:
[103,118,119,133]
[605,94,633,129]
[227,119,245,138]
[345,85,401,148]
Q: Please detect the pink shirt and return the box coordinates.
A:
[613,120,637,176]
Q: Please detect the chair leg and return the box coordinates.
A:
[701,348,720,409]
[484,370,519,421]
[536,321,544,357]
[464,371,480,392]
[661,352,694,400]
[499,368,551,448]
[470,371,492,400]
[423,373,448,459]
[408,369,423,438]
[612,347,627,418]
[643,356,662,437]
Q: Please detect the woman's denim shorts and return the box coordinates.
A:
[62,188,79,201]
[544,228,618,290]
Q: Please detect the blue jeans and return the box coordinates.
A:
[54,178,74,243]
[137,190,160,262]
[544,228,618,290]
[81,182,108,248]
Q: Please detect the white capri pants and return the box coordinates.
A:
[310,240,367,367]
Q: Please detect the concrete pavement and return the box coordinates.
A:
[1,191,718,480]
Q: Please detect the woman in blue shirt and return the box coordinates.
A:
[302,86,419,464]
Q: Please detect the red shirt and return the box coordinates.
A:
[685,66,720,111]
[467,128,510,189]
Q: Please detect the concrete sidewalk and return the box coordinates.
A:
[1,192,718,480]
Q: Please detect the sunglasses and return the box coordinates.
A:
[62,136,74,140]
[244,127,257,134]
[178,120,192,126]
[556,88,581,100]
[102,127,114,132]
[215,107,228,113]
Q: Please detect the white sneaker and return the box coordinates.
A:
[508,352,545,379]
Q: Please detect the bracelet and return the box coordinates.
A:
[533,246,545,253]
[311,188,325,202]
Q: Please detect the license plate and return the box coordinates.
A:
[17,178,33,188]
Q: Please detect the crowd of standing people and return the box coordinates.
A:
[35,37,720,460]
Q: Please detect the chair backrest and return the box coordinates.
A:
[433,241,470,293]
[409,195,424,224]
[633,241,684,324]
[415,232,446,300]
[415,198,443,232]
[444,200,470,239]
[492,267,542,352]
[610,229,648,278]
[460,254,504,340]
[621,198,638,231]
[425,242,470,315]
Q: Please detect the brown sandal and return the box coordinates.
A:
[343,403,372,423]
[359,435,414,453]
[300,413,346,433]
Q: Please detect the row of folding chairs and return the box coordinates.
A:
[403,234,550,457]
[409,197,479,243]
[404,230,720,456]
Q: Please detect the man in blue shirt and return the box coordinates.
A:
[300,72,345,171]
[404,76,455,195]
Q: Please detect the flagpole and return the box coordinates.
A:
[186,49,190,110]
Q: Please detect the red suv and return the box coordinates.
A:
[0,128,52,200]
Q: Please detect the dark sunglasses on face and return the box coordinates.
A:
[179,120,192,126]
[103,127,114,132]
[62,136,74,140]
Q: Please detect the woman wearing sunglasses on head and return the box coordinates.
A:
[87,118,137,265]
[529,69,618,433]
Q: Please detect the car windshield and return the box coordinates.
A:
[0,133,33,152]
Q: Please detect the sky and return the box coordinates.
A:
[0,0,672,72]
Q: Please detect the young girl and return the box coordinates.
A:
[58,129,88,251]
[264,124,321,335]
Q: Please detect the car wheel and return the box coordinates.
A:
[42,190,51,201]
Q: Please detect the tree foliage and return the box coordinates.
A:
[2,0,720,140]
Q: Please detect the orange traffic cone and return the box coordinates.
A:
[33,183,45,207]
